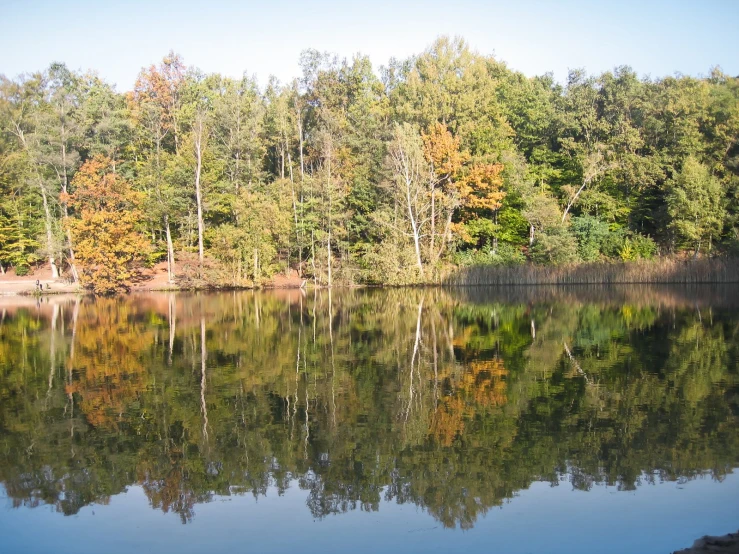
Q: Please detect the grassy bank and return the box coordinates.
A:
[444,257,739,286]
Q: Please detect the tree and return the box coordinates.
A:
[666,156,725,255]
[128,53,186,282]
[387,123,432,277]
[64,156,149,293]
[0,73,64,278]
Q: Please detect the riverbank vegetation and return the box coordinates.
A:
[1,38,738,292]
[446,256,739,286]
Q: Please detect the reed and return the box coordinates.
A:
[444,257,739,287]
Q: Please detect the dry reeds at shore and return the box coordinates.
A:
[444,257,739,287]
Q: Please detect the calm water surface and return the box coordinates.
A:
[0,285,737,553]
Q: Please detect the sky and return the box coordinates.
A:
[1,0,738,91]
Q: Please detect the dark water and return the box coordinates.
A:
[0,286,738,554]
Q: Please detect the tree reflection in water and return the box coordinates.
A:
[0,285,737,527]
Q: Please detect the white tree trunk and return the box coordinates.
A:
[194,116,206,267]
[39,181,59,279]
[165,216,175,282]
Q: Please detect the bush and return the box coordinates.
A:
[174,251,231,289]
[529,228,578,265]
[629,234,658,260]
[602,229,657,260]
[14,264,30,276]
[360,241,423,285]
[455,242,525,267]
[571,215,610,262]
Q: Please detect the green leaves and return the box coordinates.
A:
[667,156,725,253]
[1,42,738,283]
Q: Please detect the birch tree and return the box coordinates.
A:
[388,123,432,276]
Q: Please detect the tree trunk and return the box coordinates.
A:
[430,189,436,260]
[194,117,206,268]
[434,208,454,265]
[327,150,333,288]
[165,216,175,282]
[406,178,424,277]
[562,177,591,223]
[66,229,79,282]
[60,143,78,282]
[289,171,301,276]
[39,180,59,279]
[298,115,305,180]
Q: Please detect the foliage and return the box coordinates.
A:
[571,215,610,261]
[529,227,579,265]
[666,156,725,254]
[64,156,150,294]
[455,242,525,267]
[1,43,738,286]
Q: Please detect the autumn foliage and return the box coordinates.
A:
[64,156,150,294]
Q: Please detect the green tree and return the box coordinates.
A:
[666,156,725,255]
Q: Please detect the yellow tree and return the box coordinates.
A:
[63,156,150,294]
[422,122,465,264]
[454,163,506,248]
[422,122,506,258]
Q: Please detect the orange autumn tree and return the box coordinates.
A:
[422,123,466,265]
[454,163,505,245]
[422,122,505,251]
[64,156,150,294]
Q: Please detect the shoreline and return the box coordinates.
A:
[2,257,739,296]
[1,279,739,297]
[674,531,739,553]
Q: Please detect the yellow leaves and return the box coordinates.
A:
[432,396,466,447]
[422,122,506,226]
[422,122,466,180]
[463,359,508,408]
[67,156,150,294]
[459,163,505,212]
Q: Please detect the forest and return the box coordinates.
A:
[0,288,737,527]
[1,37,738,292]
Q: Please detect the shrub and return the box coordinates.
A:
[529,228,578,265]
[455,242,525,267]
[571,215,610,262]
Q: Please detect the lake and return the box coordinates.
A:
[0,285,737,553]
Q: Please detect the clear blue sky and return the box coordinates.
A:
[1,0,737,90]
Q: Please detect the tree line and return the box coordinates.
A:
[1,37,738,292]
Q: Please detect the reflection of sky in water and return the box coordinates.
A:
[2,471,738,554]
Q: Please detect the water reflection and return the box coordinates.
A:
[0,286,737,529]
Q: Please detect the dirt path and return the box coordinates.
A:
[0,264,79,295]
[0,279,80,295]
